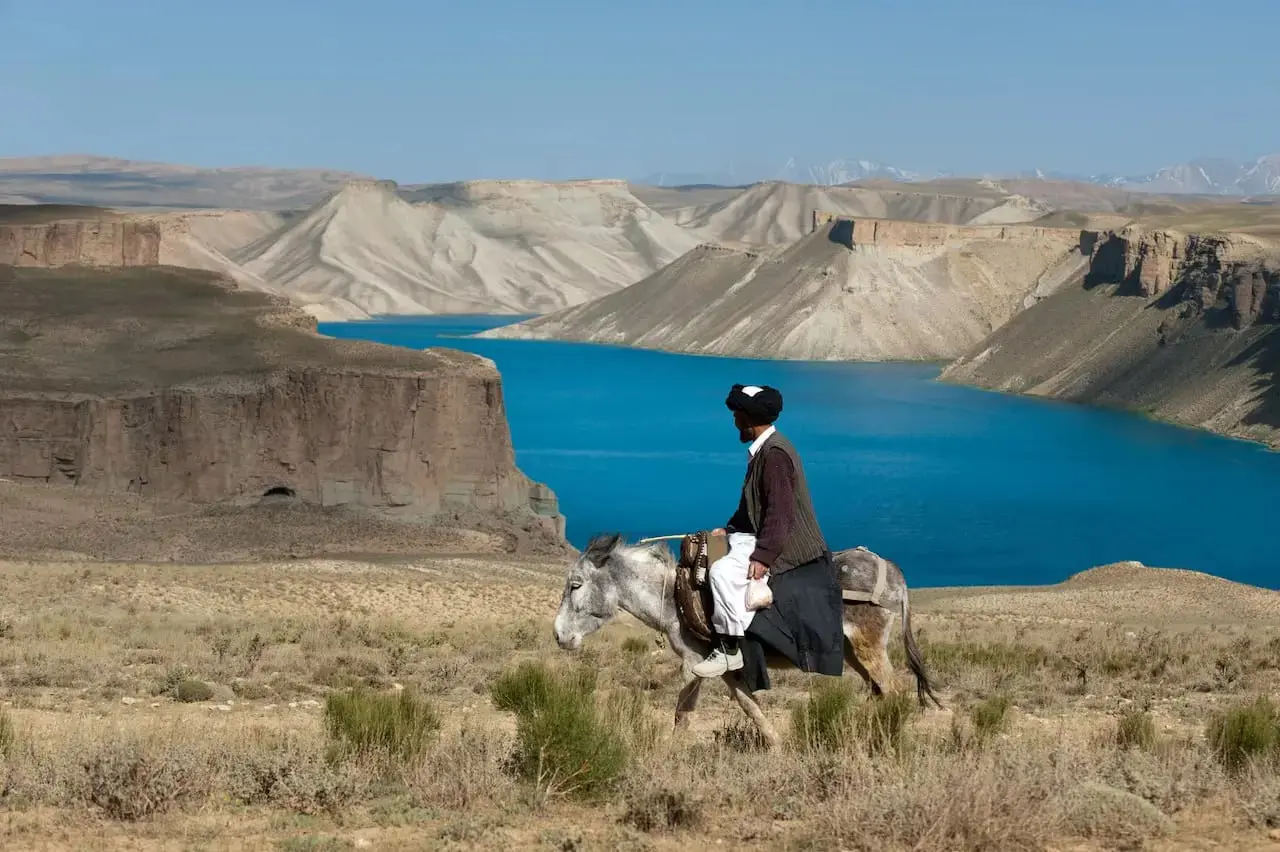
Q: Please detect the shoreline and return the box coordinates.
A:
[2,551,1276,598]
[322,313,1280,455]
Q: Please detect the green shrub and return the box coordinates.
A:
[1207,695,1280,772]
[854,691,915,756]
[175,679,214,703]
[970,694,1011,740]
[323,687,440,764]
[791,678,857,752]
[489,661,626,801]
[152,664,190,697]
[1115,708,1157,751]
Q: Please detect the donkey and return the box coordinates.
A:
[552,532,942,748]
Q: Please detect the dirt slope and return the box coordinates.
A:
[481,220,1087,361]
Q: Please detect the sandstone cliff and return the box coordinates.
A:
[0,219,161,266]
[941,227,1280,448]
[0,265,564,539]
[480,219,1088,362]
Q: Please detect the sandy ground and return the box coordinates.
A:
[1,538,1279,850]
[3,472,1280,849]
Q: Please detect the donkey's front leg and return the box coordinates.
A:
[674,670,703,729]
[723,671,780,749]
[667,625,710,730]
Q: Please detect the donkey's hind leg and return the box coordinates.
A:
[723,672,780,749]
[844,604,894,697]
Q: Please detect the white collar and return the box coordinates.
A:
[748,425,776,458]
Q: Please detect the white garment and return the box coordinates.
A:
[710,532,758,637]
[708,424,777,637]
[747,424,775,458]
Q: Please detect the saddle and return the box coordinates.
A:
[669,534,894,645]
[673,530,728,645]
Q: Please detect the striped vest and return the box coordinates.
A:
[743,430,828,574]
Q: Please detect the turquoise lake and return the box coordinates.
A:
[319,315,1280,590]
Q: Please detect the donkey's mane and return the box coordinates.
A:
[583,532,677,570]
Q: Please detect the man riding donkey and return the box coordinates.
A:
[691,383,846,688]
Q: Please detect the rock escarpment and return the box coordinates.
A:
[0,219,161,266]
[942,227,1280,448]
[0,265,564,538]
[481,219,1088,362]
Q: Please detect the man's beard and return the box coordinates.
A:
[738,426,754,443]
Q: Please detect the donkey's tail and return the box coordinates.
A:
[901,590,943,709]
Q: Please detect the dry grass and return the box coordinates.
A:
[1,556,1279,850]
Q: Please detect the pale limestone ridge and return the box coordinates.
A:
[658,181,1051,245]
[480,219,1087,361]
[232,178,701,316]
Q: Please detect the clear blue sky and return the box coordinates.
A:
[2,0,1276,182]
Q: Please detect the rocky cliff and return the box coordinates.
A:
[481,219,1088,362]
[941,227,1280,447]
[0,265,564,540]
[0,219,162,266]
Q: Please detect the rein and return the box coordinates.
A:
[634,534,688,626]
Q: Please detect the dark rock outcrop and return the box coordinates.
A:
[0,265,564,539]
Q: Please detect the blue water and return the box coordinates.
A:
[320,315,1280,590]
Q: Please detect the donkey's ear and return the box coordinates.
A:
[583,532,623,566]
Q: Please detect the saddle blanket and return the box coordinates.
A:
[740,550,845,691]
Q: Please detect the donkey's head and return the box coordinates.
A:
[552,532,626,651]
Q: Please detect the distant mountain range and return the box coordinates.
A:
[636,158,926,189]
[2,152,1277,213]
[638,154,1280,196]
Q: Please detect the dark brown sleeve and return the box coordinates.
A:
[750,448,795,566]
[725,493,751,534]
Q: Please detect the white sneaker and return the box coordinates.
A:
[692,647,744,678]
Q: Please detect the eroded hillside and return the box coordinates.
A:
[234,179,701,317]
[481,219,1088,361]
[941,226,1280,447]
[644,181,1051,245]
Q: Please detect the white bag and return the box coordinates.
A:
[745,576,773,611]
